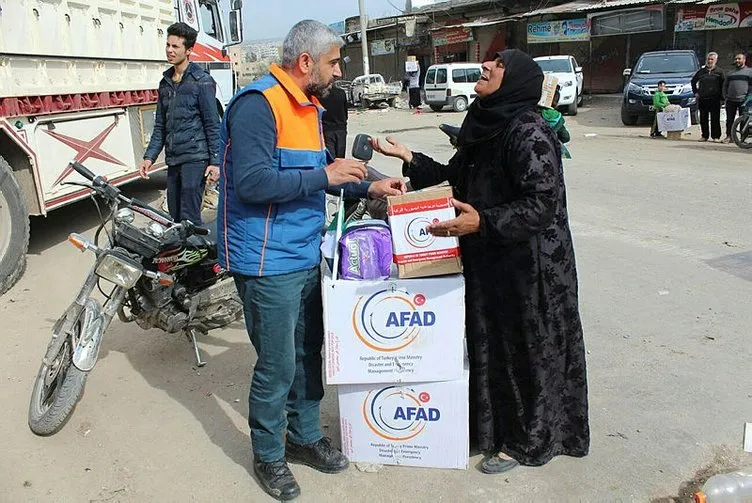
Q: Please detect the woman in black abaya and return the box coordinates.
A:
[371,50,590,473]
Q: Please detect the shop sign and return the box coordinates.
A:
[527,18,590,43]
[432,27,473,46]
[675,2,752,31]
[371,38,395,56]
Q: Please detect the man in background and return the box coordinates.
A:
[319,83,349,158]
[140,22,220,224]
[722,53,751,143]
[692,52,725,142]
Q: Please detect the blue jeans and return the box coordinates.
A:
[166,161,207,224]
[233,267,325,462]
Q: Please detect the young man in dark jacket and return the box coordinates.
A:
[140,22,220,224]
[691,52,725,142]
[723,53,752,143]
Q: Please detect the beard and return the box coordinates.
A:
[305,65,334,99]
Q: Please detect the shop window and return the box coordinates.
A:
[436,68,447,84]
[452,69,467,82]
[591,7,664,36]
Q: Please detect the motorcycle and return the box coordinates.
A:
[28,161,242,436]
[731,96,752,149]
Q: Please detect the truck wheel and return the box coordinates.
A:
[0,156,29,296]
[452,96,468,112]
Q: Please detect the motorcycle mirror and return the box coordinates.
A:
[352,134,373,161]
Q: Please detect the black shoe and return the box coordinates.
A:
[286,437,349,474]
[253,458,300,501]
[480,454,520,474]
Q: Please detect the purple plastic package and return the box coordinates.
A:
[338,220,393,281]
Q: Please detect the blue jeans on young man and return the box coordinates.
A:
[166,161,207,224]
[233,266,325,462]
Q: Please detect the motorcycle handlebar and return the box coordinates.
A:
[69,161,98,182]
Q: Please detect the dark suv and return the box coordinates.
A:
[621,50,700,125]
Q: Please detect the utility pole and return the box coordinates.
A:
[359,0,370,75]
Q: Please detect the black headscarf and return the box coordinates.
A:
[457,49,544,147]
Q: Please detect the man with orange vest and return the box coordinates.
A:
[217,20,405,501]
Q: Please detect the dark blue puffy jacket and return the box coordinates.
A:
[144,62,220,166]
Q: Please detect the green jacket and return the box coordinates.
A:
[540,107,572,159]
[652,91,669,112]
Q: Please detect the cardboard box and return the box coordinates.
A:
[406,55,417,62]
[338,363,469,469]
[538,74,559,108]
[387,186,463,279]
[405,60,419,72]
[657,108,690,132]
[322,266,465,385]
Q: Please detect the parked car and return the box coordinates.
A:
[534,55,584,115]
[350,74,402,108]
[424,63,483,112]
[621,50,700,126]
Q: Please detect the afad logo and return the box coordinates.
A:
[362,386,440,441]
[404,217,441,249]
[352,287,435,352]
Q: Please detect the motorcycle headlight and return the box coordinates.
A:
[95,253,143,289]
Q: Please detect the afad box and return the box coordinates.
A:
[538,74,559,109]
[322,268,465,385]
[387,186,463,279]
[338,363,469,469]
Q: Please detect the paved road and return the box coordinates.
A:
[2,98,751,502]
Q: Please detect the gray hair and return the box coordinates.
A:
[282,20,343,69]
[707,52,718,59]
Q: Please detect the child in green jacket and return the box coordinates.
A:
[650,80,670,138]
[541,86,572,159]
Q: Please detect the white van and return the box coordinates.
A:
[424,63,483,112]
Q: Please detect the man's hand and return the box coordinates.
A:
[325,159,368,186]
[139,159,152,179]
[367,177,407,199]
[370,136,413,164]
[427,199,480,237]
[205,165,219,183]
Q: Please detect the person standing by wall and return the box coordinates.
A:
[691,52,725,143]
[722,53,752,143]
[319,84,349,158]
[140,22,220,224]
[407,66,421,109]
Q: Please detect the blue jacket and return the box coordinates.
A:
[144,62,220,166]
[218,64,369,277]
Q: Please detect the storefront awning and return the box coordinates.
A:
[519,0,665,17]
[429,16,516,30]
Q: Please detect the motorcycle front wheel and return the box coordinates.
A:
[28,306,88,436]
[731,116,752,149]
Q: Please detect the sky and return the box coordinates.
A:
[242,0,405,41]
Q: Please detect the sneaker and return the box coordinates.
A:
[722,136,732,143]
[698,137,708,142]
[253,458,301,501]
[286,437,349,474]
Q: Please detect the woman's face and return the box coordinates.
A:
[475,58,506,98]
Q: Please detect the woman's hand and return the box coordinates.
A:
[428,199,480,237]
[370,136,413,164]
